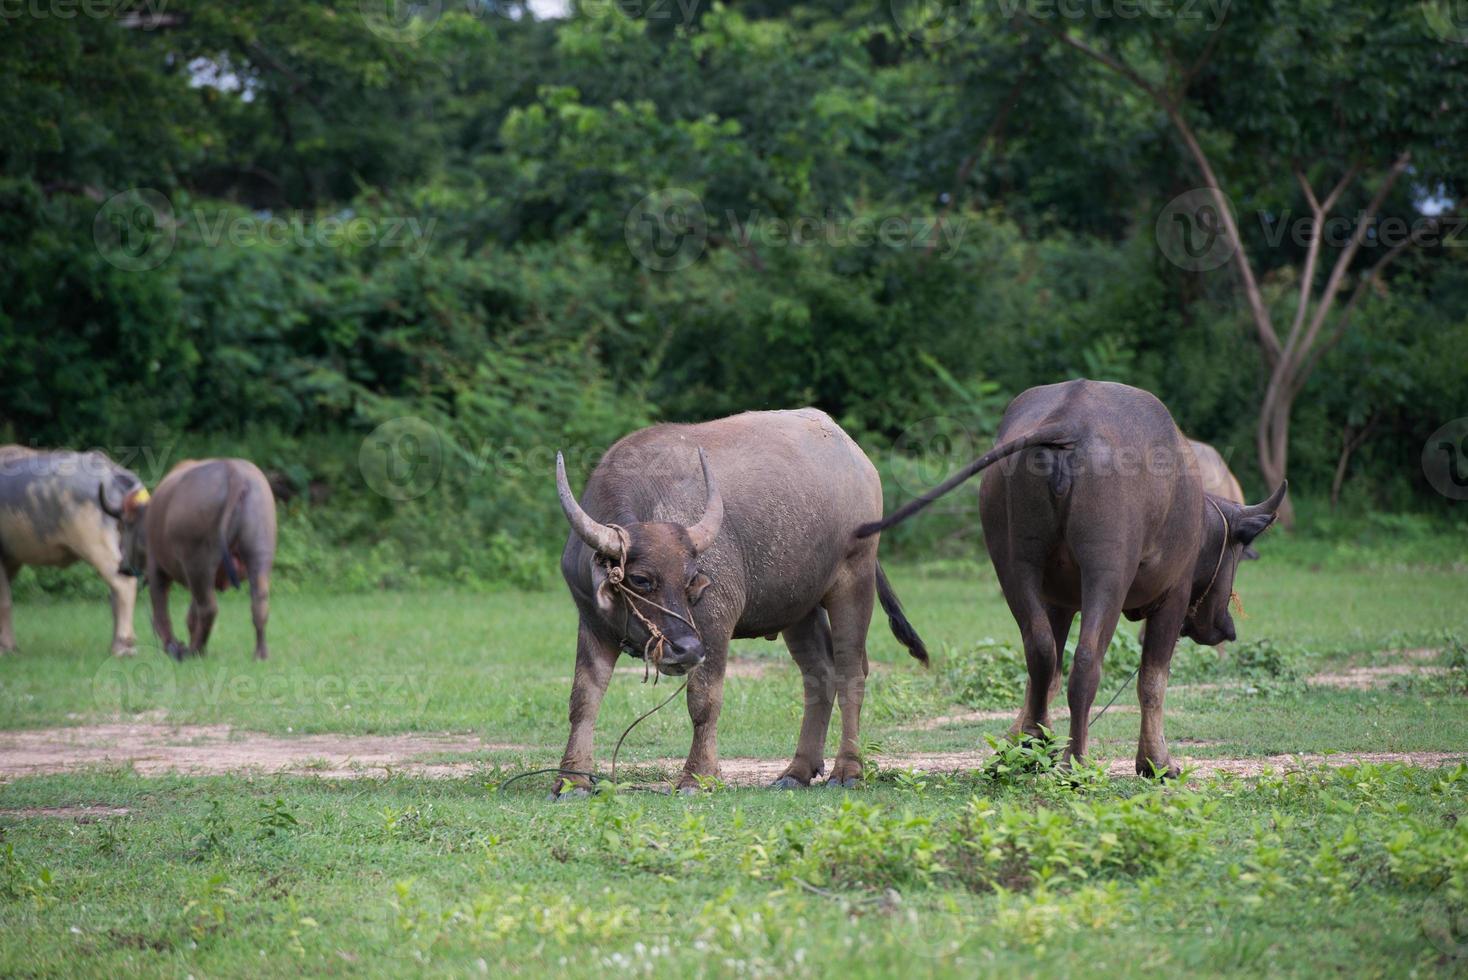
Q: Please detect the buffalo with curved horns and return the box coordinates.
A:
[554,409,927,796]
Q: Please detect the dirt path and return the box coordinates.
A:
[1,721,1458,787]
[703,749,1466,784]
[0,724,525,781]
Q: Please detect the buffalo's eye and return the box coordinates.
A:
[626,573,654,591]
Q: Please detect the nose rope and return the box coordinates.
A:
[1188,498,1230,620]
[598,524,703,685]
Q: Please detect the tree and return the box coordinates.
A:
[1012,0,1467,524]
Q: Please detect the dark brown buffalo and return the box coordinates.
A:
[555,409,927,796]
[860,380,1284,776]
[119,459,277,660]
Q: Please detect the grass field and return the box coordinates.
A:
[1,551,1465,976]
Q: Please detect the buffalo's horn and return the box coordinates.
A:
[556,452,624,558]
[1241,480,1288,520]
[97,483,123,520]
[685,448,724,556]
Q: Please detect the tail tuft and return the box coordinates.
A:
[875,563,928,666]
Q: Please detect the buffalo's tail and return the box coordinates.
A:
[217,470,247,590]
[857,426,1074,537]
[875,562,928,667]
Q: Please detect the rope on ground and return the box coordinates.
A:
[1089,665,1140,728]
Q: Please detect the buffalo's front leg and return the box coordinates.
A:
[677,639,727,793]
[1136,591,1187,779]
[771,608,833,788]
[556,623,618,797]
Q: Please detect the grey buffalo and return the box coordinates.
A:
[0,447,148,655]
[118,458,277,660]
[554,409,927,795]
[860,380,1285,777]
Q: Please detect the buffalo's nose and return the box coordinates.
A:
[660,636,705,673]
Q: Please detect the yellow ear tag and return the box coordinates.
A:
[129,487,150,505]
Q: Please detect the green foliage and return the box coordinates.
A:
[1,0,1465,594]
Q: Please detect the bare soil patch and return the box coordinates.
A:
[0,805,131,821]
[897,705,1137,732]
[694,749,1464,787]
[1306,665,1447,689]
[0,724,526,781]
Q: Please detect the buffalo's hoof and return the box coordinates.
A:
[165,641,188,662]
[826,776,860,789]
[1137,760,1182,781]
[769,776,808,790]
[111,645,138,658]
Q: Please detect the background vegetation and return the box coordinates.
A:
[2,0,1465,592]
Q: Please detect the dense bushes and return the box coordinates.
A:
[2,3,1465,592]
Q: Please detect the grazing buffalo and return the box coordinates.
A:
[1187,439,1260,562]
[1188,439,1244,505]
[119,459,277,660]
[554,409,928,795]
[0,447,147,655]
[860,380,1285,777]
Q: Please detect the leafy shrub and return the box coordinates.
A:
[942,639,1026,710]
[768,799,946,890]
[949,790,1214,893]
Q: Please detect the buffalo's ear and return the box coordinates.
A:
[687,572,712,605]
[591,561,617,614]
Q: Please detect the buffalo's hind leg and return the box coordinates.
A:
[1063,571,1128,768]
[823,564,877,788]
[242,548,273,660]
[149,572,187,660]
[1006,594,1074,742]
[0,559,18,653]
[770,608,834,789]
[184,566,219,657]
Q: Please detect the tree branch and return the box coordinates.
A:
[1031,17,1281,360]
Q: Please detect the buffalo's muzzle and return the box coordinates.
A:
[658,636,705,675]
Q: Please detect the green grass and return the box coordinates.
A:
[0,556,1466,976]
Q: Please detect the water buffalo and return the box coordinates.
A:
[859,380,1285,777]
[0,447,147,655]
[554,409,928,795]
[1188,439,1244,504]
[119,458,277,660]
[1187,439,1260,562]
